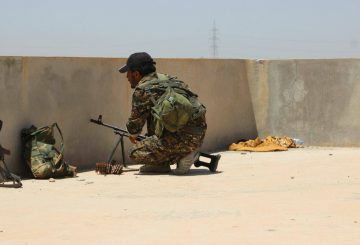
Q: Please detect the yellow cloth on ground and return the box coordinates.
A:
[229,136,297,152]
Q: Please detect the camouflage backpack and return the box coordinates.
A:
[21,123,76,179]
[141,74,206,137]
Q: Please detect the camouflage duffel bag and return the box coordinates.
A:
[21,123,76,179]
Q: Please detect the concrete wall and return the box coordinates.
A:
[248,59,360,146]
[0,57,257,173]
[3,56,359,173]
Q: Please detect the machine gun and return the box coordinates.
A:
[90,115,220,172]
[90,115,144,168]
[0,120,22,188]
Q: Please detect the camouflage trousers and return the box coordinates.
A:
[129,130,206,166]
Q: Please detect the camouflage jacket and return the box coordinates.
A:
[126,72,207,137]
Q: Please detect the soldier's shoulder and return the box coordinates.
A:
[156,73,174,81]
[136,73,165,89]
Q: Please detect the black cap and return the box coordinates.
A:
[119,52,156,73]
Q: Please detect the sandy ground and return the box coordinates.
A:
[1,147,360,245]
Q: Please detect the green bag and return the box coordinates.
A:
[138,74,206,137]
[152,85,194,136]
[21,123,76,179]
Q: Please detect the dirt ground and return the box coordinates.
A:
[1,147,360,245]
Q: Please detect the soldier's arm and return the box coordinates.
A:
[126,88,151,135]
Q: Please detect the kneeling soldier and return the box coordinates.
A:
[119,52,207,174]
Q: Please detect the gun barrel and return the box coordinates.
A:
[90,117,146,140]
[89,118,100,124]
[90,118,123,132]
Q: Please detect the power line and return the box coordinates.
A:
[210,20,219,58]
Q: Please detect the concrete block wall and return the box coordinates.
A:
[247,59,360,146]
[2,56,359,173]
[0,57,257,173]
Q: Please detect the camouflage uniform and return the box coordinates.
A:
[127,72,207,166]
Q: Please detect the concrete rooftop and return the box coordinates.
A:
[1,147,360,244]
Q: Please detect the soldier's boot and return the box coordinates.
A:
[172,151,199,175]
[139,164,171,174]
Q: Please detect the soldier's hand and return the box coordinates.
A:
[129,134,139,144]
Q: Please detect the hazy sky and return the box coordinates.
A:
[1,0,359,59]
